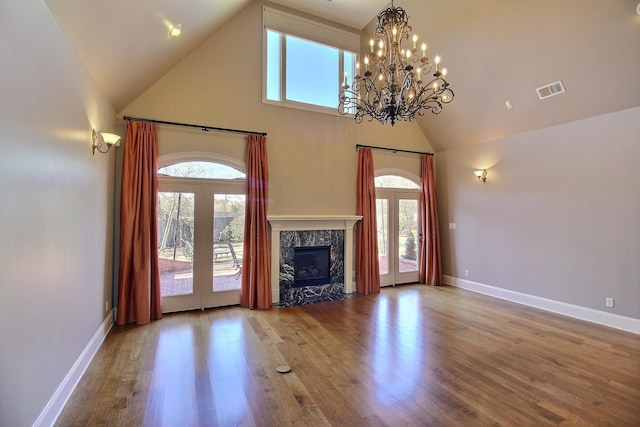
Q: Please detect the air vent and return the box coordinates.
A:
[536,80,565,100]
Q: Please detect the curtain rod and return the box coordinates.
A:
[355,144,433,156]
[122,116,267,136]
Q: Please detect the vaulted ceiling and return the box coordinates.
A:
[45,0,640,151]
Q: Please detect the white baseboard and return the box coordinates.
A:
[443,275,640,335]
[33,310,114,427]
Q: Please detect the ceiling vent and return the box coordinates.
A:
[536,80,565,100]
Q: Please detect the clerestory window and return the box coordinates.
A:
[263,7,359,115]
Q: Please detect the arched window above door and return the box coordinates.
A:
[375,174,419,189]
[158,161,245,179]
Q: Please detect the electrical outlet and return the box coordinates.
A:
[605,297,614,308]
[464,269,469,277]
[105,300,109,312]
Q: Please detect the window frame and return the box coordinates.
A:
[262,7,359,117]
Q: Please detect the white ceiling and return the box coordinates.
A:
[44,0,385,113]
[45,0,640,151]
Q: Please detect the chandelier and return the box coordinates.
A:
[338,1,454,126]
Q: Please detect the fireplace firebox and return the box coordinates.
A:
[293,246,331,287]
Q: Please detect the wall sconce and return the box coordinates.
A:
[474,169,488,183]
[92,129,121,155]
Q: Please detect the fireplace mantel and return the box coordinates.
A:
[268,215,362,231]
[267,215,362,304]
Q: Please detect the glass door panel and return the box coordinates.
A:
[158,191,195,297]
[395,196,419,283]
[398,198,419,274]
[212,194,245,293]
[375,191,420,286]
[376,198,390,276]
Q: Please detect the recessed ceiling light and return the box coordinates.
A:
[170,24,182,37]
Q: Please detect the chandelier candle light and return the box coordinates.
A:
[339,1,454,126]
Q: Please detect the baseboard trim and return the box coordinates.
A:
[443,275,640,335]
[33,310,114,427]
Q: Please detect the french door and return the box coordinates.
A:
[157,178,245,313]
[376,189,420,287]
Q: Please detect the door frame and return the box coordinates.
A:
[157,152,246,313]
[375,170,421,287]
[158,178,245,312]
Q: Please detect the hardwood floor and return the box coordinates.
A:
[56,285,640,426]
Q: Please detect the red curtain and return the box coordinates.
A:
[240,134,272,309]
[419,155,442,285]
[116,121,162,325]
[356,148,380,295]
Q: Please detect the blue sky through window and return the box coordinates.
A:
[266,31,281,101]
[343,51,356,114]
[286,35,339,108]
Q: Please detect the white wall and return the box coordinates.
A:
[0,1,117,425]
[437,107,640,320]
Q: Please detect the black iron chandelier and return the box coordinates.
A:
[338,1,454,126]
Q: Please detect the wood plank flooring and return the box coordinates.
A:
[56,285,640,426]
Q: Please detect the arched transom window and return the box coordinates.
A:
[375,175,419,189]
[158,161,245,179]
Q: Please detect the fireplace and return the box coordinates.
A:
[293,246,331,287]
[267,215,361,307]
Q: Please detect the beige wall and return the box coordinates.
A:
[0,0,116,425]
[436,107,640,319]
[121,1,432,216]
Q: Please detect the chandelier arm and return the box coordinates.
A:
[362,77,384,115]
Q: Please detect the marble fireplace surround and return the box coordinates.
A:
[267,215,362,306]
